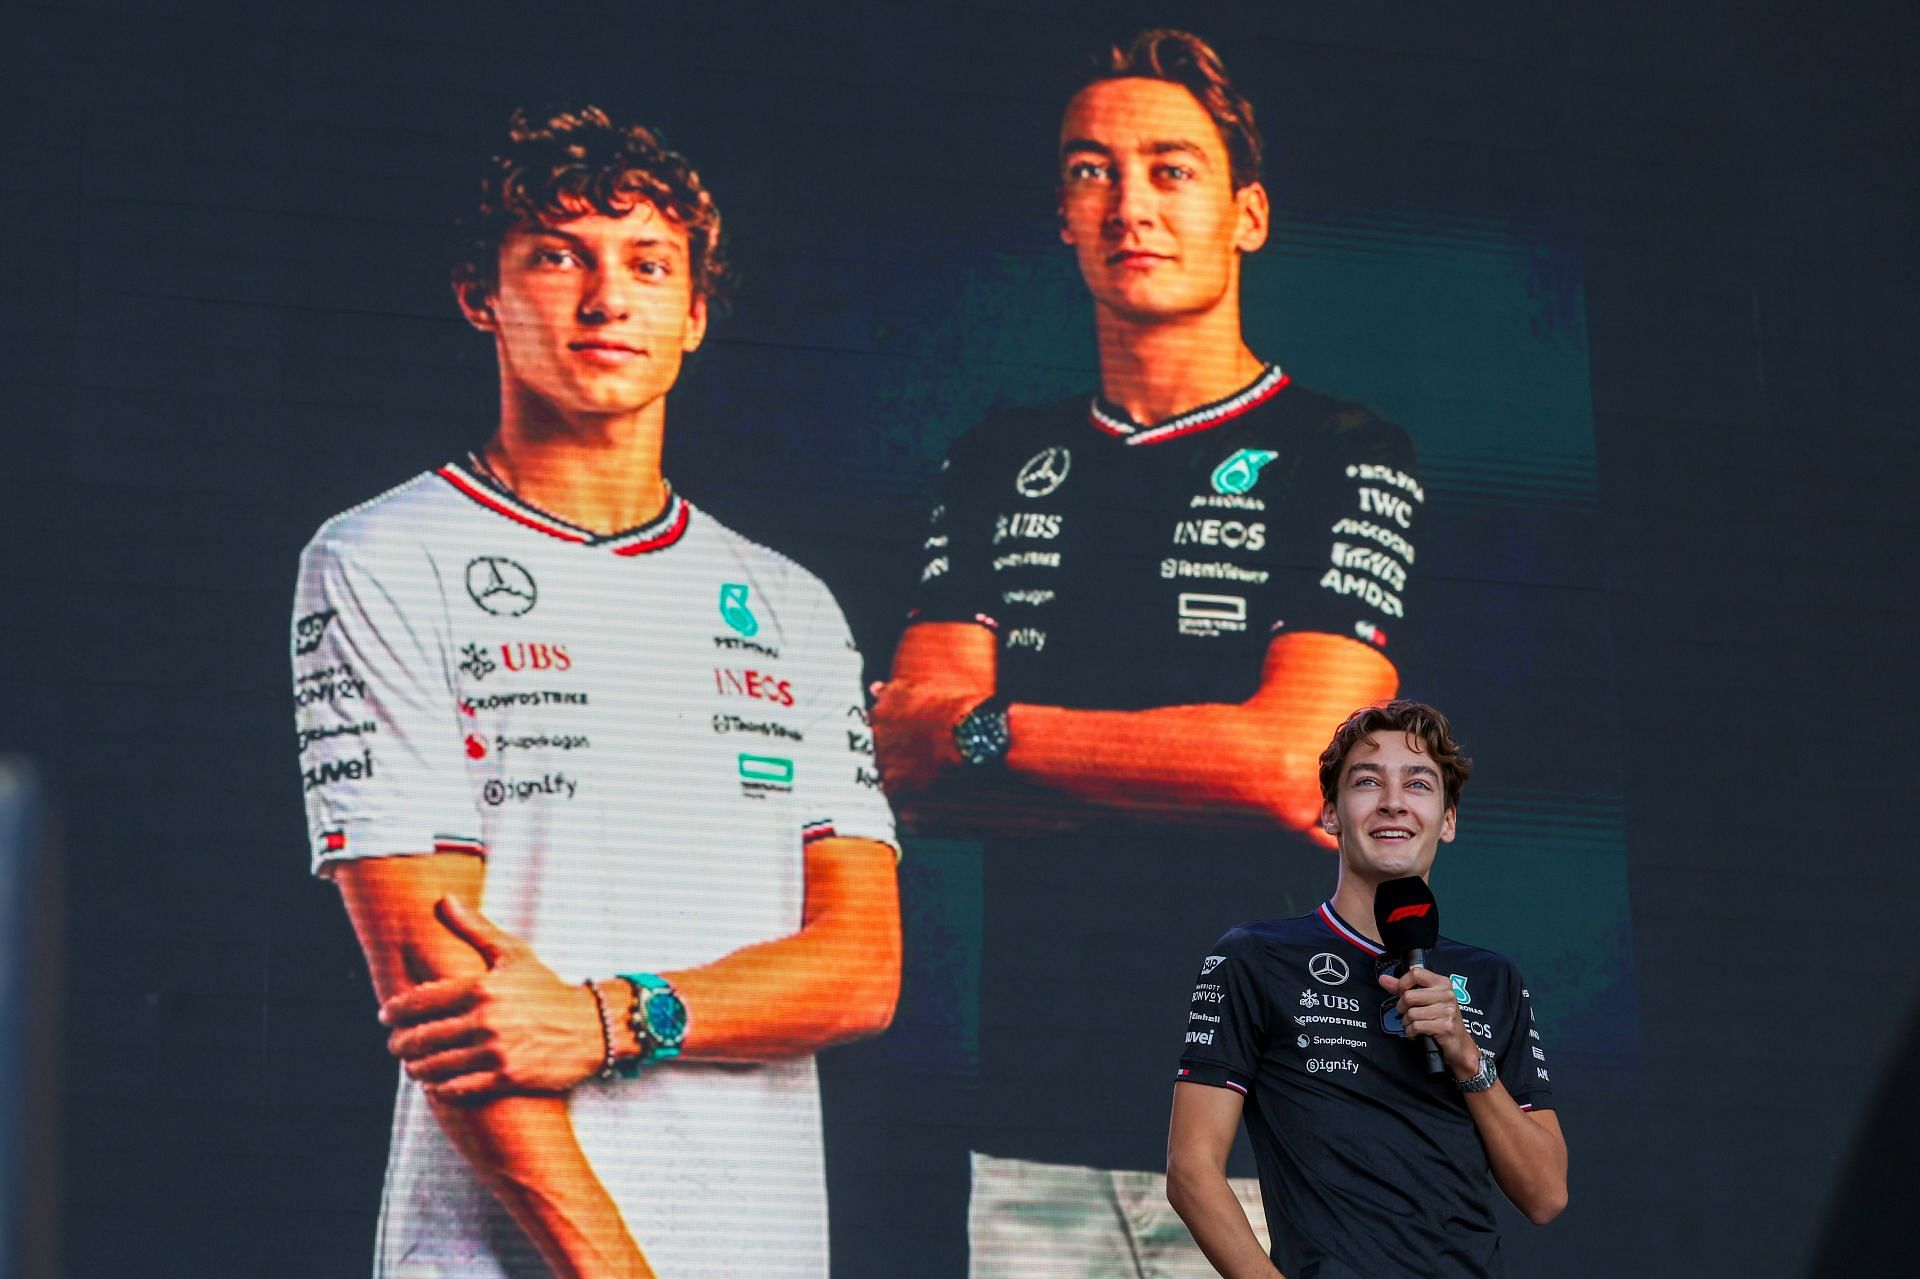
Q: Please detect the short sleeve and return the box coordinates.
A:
[291,536,482,874]
[794,579,899,854]
[1264,410,1423,650]
[1497,964,1554,1113]
[1174,931,1268,1096]
[906,437,999,629]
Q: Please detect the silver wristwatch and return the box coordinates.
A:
[1454,1049,1498,1093]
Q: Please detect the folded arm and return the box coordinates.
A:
[381,834,901,1096]
[874,622,1396,834]
[333,853,653,1279]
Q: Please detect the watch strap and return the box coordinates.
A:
[1454,1049,1498,1093]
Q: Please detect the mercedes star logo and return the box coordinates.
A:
[1308,953,1350,986]
[1015,447,1071,498]
[466,557,537,617]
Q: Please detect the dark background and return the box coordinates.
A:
[2,1,1916,1275]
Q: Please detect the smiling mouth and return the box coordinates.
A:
[1370,828,1415,842]
[1106,250,1170,267]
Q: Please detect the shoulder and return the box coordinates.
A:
[1214,912,1324,959]
[1433,936,1526,993]
[301,469,463,571]
[1265,382,1416,468]
[684,502,848,622]
[940,394,1088,464]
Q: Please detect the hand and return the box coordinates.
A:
[379,897,607,1100]
[870,678,979,795]
[1378,967,1481,1080]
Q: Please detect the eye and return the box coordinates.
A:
[530,247,582,269]
[1155,162,1197,182]
[1064,160,1111,183]
[1352,775,1379,788]
[633,258,672,278]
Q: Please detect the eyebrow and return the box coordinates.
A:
[524,228,684,257]
[1060,138,1212,163]
[1347,761,1441,781]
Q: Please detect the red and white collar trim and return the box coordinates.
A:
[438,458,691,556]
[1088,364,1289,446]
[1317,901,1385,956]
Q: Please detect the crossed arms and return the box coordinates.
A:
[333,834,900,1278]
[874,622,1398,832]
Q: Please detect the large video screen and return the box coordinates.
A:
[40,12,1635,1277]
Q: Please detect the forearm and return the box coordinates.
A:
[1166,1161,1284,1279]
[430,1093,653,1279]
[336,858,650,1275]
[1466,1090,1568,1224]
[659,837,901,1061]
[1005,699,1321,828]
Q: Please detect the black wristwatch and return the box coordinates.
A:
[952,696,1013,768]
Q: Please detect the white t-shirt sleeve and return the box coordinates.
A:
[291,533,483,874]
[793,580,898,854]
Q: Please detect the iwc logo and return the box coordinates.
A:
[1015,447,1071,498]
[466,557,537,617]
[1211,448,1279,495]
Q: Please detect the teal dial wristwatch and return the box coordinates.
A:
[617,972,688,1077]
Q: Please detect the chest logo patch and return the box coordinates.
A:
[1211,448,1279,496]
[1450,974,1471,1004]
[1015,447,1072,498]
[467,557,537,617]
[1199,954,1226,976]
[1309,953,1350,986]
[719,583,760,637]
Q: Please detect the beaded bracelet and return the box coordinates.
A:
[583,977,618,1081]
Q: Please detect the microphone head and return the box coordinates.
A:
[1373,876,1439,953]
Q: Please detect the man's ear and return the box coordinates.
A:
[1320,802,1340,836]
[683,291,710,354]
[453,273,497,333]
[1234,180,1271,255]
[1439,806,1457,844]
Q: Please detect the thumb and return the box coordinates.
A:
[435,896,513,966]
[1377,971,1404,994]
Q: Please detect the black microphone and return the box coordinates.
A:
[1373,876,1446,1077]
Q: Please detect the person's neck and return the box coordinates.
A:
[1328,871,1388,945]
[1095,306,1265,427]
[484,393,670,535]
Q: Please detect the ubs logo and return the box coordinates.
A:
[467,557,537,616]
[1015,448,1071,498]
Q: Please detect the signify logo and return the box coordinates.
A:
[1211,448,1279,496]
[719,583,759,638]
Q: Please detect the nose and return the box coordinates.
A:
[577,267,630,323]
[1105,169,1155,236]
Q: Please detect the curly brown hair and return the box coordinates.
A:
[1318,701,1474,810]
[1074,29,1264,191]
[453,106,730,308]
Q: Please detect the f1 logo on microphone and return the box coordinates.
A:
[1385,903,1432,923]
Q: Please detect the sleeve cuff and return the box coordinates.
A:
[1175,1060,1251,1096]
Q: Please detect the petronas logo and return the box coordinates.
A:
[719,583,759,637]
[1211,448,1279,496]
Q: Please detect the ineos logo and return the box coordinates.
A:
[1015,448,1071,498]
[1309,953,1350,986]
[467,557,537,616]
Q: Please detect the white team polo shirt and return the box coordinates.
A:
[291,459,896,1279]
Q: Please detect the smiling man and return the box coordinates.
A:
[1167,702,1567,1278]
[288,107,900,1278]
[871,28,1424,1276]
